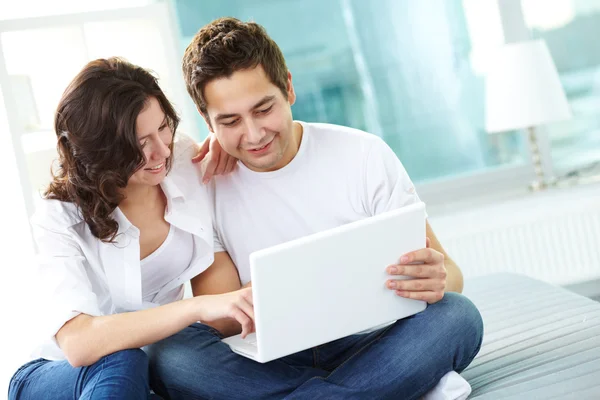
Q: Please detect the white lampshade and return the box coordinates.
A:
[485,39,572,133]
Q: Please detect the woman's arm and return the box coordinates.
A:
[190,251,246,337]
[57,288,253,368]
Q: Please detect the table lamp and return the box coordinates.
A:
[485,39,572,191]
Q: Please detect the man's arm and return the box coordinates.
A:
[190,251,244,337]
[362,138,463,299]
[386,222,463,304]
[426,221,463,293]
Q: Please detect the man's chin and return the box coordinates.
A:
[242,156,281,172]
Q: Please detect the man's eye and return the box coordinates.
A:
[257,106,273,114]
[223,119,239,127]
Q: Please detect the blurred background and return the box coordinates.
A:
[1,0,599,393]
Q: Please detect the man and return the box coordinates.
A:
[148,17,483,400]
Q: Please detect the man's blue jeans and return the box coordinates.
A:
[148,292,483,400]
[8,349,151,400]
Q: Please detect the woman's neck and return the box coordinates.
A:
[120,183,162,211]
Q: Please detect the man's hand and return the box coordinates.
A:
[192,134,237,184]
[385,238,447,304]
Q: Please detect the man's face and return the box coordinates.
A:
[203,65,297,172]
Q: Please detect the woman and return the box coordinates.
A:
[8,57,254,399]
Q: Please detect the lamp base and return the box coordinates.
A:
[527,126,550,192]
[528,177,559,192]
[528,180,547,191]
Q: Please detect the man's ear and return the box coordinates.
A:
[286,71,296,106]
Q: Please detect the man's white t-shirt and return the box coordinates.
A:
[210,121,423,284]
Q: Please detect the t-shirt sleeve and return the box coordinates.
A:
[363,136,424,216]
[213,225,226,253]
[208,180,227,253]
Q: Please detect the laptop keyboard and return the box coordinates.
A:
[243,335,258,347]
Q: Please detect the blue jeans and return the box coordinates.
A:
[8,349,152,400]
[147,292,483,400]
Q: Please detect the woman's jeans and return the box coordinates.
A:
[8,349,151,400]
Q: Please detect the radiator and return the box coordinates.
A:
[428,186,600,286]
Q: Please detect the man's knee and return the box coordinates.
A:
[439,292,483,328]
[433,292,484,369]
[147,324,237,398]
[147,324,224,388]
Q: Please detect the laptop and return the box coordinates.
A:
[222,201,428,363]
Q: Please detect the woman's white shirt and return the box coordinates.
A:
[30,134,213,361]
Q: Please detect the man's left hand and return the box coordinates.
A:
[192,134,237,184]
[386,238,447,304]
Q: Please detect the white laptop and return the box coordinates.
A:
[222,201,428,363]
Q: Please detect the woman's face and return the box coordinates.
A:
[127,96,173,188]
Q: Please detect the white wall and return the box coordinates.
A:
[0,82,38,396]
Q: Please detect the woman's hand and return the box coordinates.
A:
[193,134,237,184]
[196,287,255,338]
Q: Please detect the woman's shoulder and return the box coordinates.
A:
[31,198,83,231]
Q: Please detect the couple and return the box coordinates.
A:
[8,17,483,400]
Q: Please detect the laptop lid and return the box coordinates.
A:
[249,202,428,363]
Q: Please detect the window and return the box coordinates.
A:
[0,1,198,216]
[521,0,600,176]
[172,0,527,184]
[0,0,155,20]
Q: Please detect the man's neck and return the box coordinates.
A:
[275,121,303,170]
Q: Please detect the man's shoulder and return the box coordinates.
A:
[303,122,382,154]
[172,132,199,165]
[166,132,203,192]
[305,122,379,142]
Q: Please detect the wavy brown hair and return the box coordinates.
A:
[182,17,289,118]
[46,57,179,242]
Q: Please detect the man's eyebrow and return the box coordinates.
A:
[215,112,238,122]
[214,96,276,122]
[251,95,275,110]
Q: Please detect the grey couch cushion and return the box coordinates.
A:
[462,273,600,399]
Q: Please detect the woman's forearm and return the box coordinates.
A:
[59,296,201,367]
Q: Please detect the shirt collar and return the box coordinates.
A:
[160,173,185,202]
[112,174,186,237]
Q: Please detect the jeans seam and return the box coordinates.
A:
[312,346,320,369]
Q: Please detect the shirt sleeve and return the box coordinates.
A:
[363,136,424,216]
[32,219,103,346]
[207,180,226,253]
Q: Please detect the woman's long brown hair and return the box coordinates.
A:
[46,57,179,242]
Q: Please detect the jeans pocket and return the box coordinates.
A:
[193,322,225,339]
[206,326,224,339]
